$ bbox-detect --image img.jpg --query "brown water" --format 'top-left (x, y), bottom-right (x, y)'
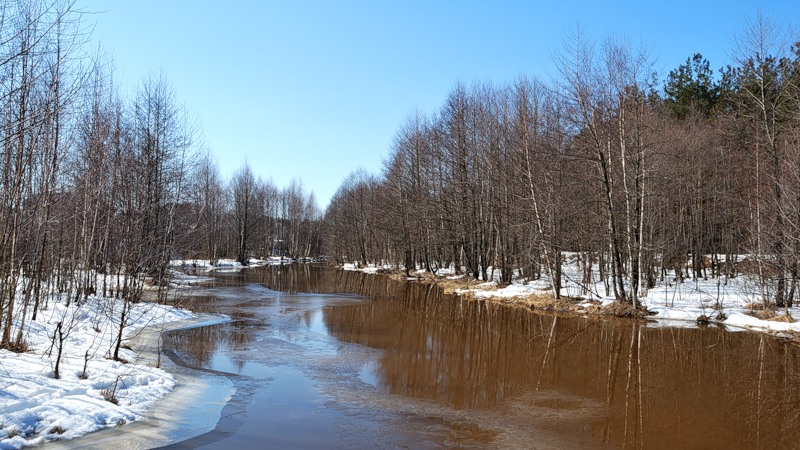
top-left (163, 265), bottom-right (800, 449)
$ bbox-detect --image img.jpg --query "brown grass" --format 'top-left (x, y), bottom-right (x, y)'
top-left (381, 267), bottom-right (514, 286)
top-left (432, 276), bottom-right (494, 295)
top-left (363, 268), bottom-right (651, 319)
top-left (744, 302), bottom-right (772, 311)
top-left (386, 270), bottom-right (435, 282)
top-left (768, 312), bottom-right (795, 323)
top-left (505, 293), bottom-right (577, 312)
top-left (0, 339), bottom-right (30, 353)
top-left (383, 271), bottom-right (496, 296)
top-left (601, 301), bottom-right (652, 318)
top-left (749, 309), bottom-right (776, 320)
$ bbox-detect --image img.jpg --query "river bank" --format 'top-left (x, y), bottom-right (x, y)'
top-left (11, 260), bottom-right (798, 448)
top-left (40, 314), bottom-right (234, 450)
top-left (341, 262), bottom-right (800, 340)
top-left (167, 264), bottom-right (800, 449)
top-left (0, 290), bottom-right (231, 449)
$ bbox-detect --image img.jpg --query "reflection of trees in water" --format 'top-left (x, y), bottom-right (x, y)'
top-left (244, 264), bottom-right (406, 296)
top-left (244, 264), bottom-right (323, 294)
top-left (167, 322), bottom-right (254, 372)
top-left (299, 268), bottom-right (800, 449)
top-left (180, 294), bottom-right (219, 314)
top-left (190, 265), bottom-right (800, 448)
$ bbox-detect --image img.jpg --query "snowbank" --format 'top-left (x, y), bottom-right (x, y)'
top-left (169, 258), bottom-right (272, 274)
top-left (342, 260), bottom-right (800, 338)
top-left (0, 295), bottom-right (195, 449)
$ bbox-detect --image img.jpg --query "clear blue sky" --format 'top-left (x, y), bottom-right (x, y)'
top-left (80, 0), bottom-right (798, 209)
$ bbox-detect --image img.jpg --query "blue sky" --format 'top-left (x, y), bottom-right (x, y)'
top-left (81, 0), bottom-right (798, 208)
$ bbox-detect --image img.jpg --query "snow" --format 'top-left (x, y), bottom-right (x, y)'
top-left (5, 256), bottom-right (794, 448)
top-left (168, 269), bottom-right (216, 286)
top-left (341, 262), bottom-right (400, 274)
top-left (341, 256), bottom-right (800, 338)
top-left (169, 257), bottom-right (294, 274)
top-left (169, 258), bottom-right (251, 273)
top-left (0, 293), bottom-right (196, 449)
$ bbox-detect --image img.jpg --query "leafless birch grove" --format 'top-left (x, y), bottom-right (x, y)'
top-left (322, 19), bottom-right (800, 309)
top-left (0, 1), bottom-right (322, 352)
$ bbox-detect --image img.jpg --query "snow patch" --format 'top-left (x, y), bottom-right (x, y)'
top-left (0, 294), bottom-right (195, 448)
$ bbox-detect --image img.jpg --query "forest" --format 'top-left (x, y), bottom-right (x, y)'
top-left (0, 1), bottom-right (321, 350)
top-left (2, 0), bottom-right (800, 353)
top-left (322, 18), bottom-right (800, 310)
top-left (4, 2), bottom-right (800, 447)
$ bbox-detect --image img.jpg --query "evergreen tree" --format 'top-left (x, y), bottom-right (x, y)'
top-left (664, 53), bottom-right (720, 118)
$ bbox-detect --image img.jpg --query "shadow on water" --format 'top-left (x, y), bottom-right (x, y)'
top-left (167, 265), bottom-right (800, 449)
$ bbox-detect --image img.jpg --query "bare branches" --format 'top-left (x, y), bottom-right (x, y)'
top-left (320, 15), bottom-right (800, 309)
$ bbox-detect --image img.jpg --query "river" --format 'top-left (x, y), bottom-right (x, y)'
top-left (160, 265), bottom-right (800, 449)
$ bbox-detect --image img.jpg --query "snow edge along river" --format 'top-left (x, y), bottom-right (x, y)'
top-left (0, 294), bottom-right (233, 450)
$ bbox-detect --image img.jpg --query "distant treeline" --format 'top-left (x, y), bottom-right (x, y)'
top-left (0, 1), bottom-right (320, 349)
top-left (321, 17), bottom-right (800, 308)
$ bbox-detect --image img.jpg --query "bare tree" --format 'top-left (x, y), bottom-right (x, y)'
top-left (230, 162), bottom-right (257, 265)
top-left (732, 13), bottom-right (797, 307)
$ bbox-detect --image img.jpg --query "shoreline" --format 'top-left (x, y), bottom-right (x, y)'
top-left (40, 263), bottom-right (799, 448)
top-left (38, 263), bottom-right (800, 449)
top-left (41, 313), bottom-right (234, 450)
top-left (346, 266), bottom-right (800, 343)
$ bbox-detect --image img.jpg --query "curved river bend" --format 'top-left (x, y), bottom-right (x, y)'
top-left (161, 265), bottom-right (800, 449)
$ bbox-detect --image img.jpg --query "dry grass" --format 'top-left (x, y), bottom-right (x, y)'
top-left (601, 301), bottom-right (652, 318)
top-left (768, 312), bottom-right (796, 323)
top-left (386, 270), bottom-right (434, 282)
top-left (0, 339), bottom-right (30, 353)
top-left (743, 302), bottom-right (797, 324)
top-left (744, 302), bottom-right (773, 311)
top-left (503, 293), bottom-right (577, 312)
top-left (365, 268), bottom-right (651, 319)
top-left (383, 271), bottom-right (494, 296)
top-left (749, 309), bottom-right (776, 320)
top-left (432, 276), bottom-right (493, 295)
top-left (101, 388), bottom-right (118, 405)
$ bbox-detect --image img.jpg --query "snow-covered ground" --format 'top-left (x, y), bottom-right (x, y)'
top-left (169, 257), bottom-right (297, 274)
top-left (5, 257), bottom-right (787, 448)
top-left (343, 257), bottom-right (800, 337)
top-left (169, 258), bottom-right (263, 273)
top-left (0, 293), bottom-right (197, 449)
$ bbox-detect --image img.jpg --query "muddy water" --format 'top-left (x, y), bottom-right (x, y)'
top-left (164, 266), bottom-right (800, 449)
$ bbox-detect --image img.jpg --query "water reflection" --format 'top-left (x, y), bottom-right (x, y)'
top-left (167, 322), bottom-right (256, 373)
top-left (325, 290), bottom-right (800, 448)
top-left (250, 266), bottom-right (800, 449)
top-left (172, 265), bottom-right (800, 449)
